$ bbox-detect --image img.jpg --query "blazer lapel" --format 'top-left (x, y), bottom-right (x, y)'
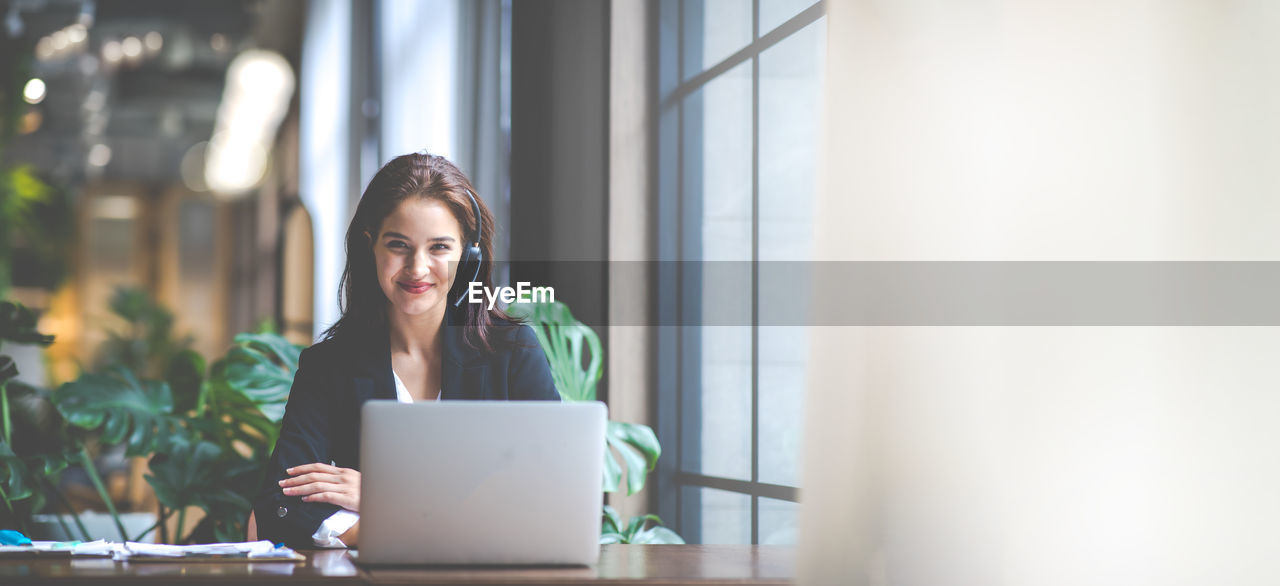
top-left (440, 311), bottom-right (484, 400)
top-left (350, 324), bottom-right (397, 403)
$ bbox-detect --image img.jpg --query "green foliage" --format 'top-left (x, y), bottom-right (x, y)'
top-left (509, 301), bottom-right (658, 494)
top-left (606, 421), bottom-right (660, 496)
top-left (0, 440), bottom-right (33, 504)
top-left (0, 166), bottom-right (73, 295)
top-left (96, 288), bottom-right (193, 379)
top-left (55, 366), bottom-right (178, 457)
top-left (600, 505), bottom-right (685, 544)
top-left (144, 430), bottom-right (256, 543)
top-left (508, 300), bottom-right (682, 543)
top-left (507, 301), bottom-right (601, 402)
top-left (0, 288), bottom-right (300, 543)
top-left (210, 333), bottom-right (300, 425)
top-left (0, 301), bottom-right (62, 524)
top-left (0, 301), bottom-right (55, 350)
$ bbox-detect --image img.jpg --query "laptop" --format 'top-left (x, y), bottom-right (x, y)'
top-left (356, 401), bottom-right (607, 566)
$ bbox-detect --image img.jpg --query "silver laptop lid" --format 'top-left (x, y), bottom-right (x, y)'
top-left (358, 401), bottom-right (606, 565)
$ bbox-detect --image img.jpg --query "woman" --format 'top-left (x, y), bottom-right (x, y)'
top-left (252, 153), bottom-right (560, 549)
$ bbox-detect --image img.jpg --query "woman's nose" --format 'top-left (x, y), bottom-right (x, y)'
top-left (407, 249), bottom-right (433, 273)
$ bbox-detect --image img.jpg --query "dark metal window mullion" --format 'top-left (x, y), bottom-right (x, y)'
top-left (675, 472), bottom-right (799, 502)
top-left (661, 1), bottom-right (825, 109)
top-left (654, 0), bottom-right (684, 536)
top-left (677, 0), bottom-right (707, 545)
top-left (750, 0), bottom-right (761, 547)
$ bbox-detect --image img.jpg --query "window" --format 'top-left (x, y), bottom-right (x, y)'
top-left (656, 0), bottom-right (825, 544)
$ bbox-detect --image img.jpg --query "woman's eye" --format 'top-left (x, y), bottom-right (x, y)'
top-left (431, 243), bottom-right (451, 251)
top-left (387, 241), bottom-right (408, 249)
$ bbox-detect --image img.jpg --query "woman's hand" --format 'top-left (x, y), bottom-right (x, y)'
top-left (279, 463), bottom-right (362, 512)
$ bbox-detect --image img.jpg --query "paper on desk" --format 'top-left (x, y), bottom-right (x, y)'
top-left (0, 539), bottom-right (117, 557)
top-left (71, 540), bottom-right (118, 556)
top-left (114, 540), bottom-right (301, 561)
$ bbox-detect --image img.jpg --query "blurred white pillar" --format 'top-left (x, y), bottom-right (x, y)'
top-left (379, 0), bottom-right (460, 164)
top-left (300, 0), bottom-right (352, 340)
top-left (801, 2), bottom-right (1280, 585)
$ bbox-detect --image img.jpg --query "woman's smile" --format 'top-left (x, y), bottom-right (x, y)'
top-left (397, 280), bottom-right (434, 295)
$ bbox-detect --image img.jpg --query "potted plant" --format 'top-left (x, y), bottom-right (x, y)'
top-left (0, 290), bottom-right (297, 544)
top-left (52, 288), bottom-right (297, 543)
top-left (507, 301), bottom-right (683, 544)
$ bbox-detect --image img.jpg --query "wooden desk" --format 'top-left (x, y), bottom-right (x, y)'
top-left (0, 545), bottom-right (793, 585)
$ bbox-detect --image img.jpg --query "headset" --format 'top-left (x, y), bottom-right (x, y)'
top-left (451, 189), bottom-right (484, 308)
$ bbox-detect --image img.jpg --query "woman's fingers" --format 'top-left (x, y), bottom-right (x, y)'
top-left (303, 491), bottom-right (359, 511)
top-left (279, 462), bottom-right (361, 512)
top-left (279, 472), bottom-right (343, 488)
top-left (286, 463), bottom-right (342, 476)
top-left (282, 481), bottom-right (345, 497)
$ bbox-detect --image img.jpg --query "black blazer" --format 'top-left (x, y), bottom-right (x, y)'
top-left (252, 317), bottom-right (560, 548)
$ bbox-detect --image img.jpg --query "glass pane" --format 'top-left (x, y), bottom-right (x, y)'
top-left (758, 327), bottom-right (807, 486)
top-left (686, 486), bottom-right (751, 544)
top-left (685, 60), bottom-right (753, 482)
top-left (698, 326), bottom-right (752, 480)
top-left (683, 0), bottom-right (753, 81)
top-left (759, 17), bottom-right (823, 262)
top-left (759, 0), bottom-right (817, 36)
top-left (696, 60), bottom-right (752, 263)
top-left (757, 18), bottom-right (824, 488)
top-left (759, 497), bottom-right (799, 544)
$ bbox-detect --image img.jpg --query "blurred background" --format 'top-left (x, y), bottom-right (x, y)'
top-left (8, 0), bottom-right (1280, 581)
top-left (0, 0), bottom-right (824, 547)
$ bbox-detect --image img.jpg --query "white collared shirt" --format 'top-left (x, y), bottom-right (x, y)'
top-left (310, 371), bottom-right (440, 548)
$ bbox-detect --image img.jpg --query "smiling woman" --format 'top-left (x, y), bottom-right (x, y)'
top-left (252, 153), bottom-right (560, 549)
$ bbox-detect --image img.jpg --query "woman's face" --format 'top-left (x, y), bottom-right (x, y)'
top-left (371, 198), bottom-right (464, 319)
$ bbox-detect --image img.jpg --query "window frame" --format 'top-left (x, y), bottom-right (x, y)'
top-left (655, 0), bottom-right (824, 544)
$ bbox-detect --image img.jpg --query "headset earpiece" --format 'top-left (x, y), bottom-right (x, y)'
top-left (452, 190), bottom-right (484, 308)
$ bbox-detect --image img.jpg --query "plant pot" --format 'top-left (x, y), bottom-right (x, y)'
top-left (29, 511), bottom-right (157, 542)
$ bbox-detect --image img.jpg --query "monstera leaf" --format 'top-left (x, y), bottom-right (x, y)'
top-left (507, 302), bottom-right (602, 402)
top-left (510, 301), bottom-right (661, 495)
top-left (207, 333), bottom-right (299, 423)
top-left (54, 366), bottom-right (177, 456)
top-left (0, 380), bottom-right (75, 517)
top-left (0, 356), bottom-right (15, 387)
top-left (0, 440), bottom-right (33, 506)
top-left (0, 301), bottom-right (55, 348)
top-left (165, 349), bottom-right (205, 415)
top-left (145, 432), bottom-right (250, 514)
top-left (606, 421), bottom-right (661, 496)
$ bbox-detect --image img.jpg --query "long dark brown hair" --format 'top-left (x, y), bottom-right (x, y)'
top-left (320, 152), bottom-right (514, 351)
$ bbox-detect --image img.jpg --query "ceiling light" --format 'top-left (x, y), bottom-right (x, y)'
top-left (87, 143), bottom-right (112, 167)
top-left (210, 33), bottom-right (226, 52)
top-left (102, 40), bottom-right (121, 62)
top-left (67, 24), bottom-right (87, 44)
top-left (35, 38), bottom-right (54, 60)
top-left (23, 78), bottom-right (46, 104)
top-left (51, 30), bottom-right (68, 50)
top-left (145, 31), bottom-right (162, 52)
top-left (205, 49), bottom-right (295, 197)
top-left (121, 36), bottom-right (142, 58)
